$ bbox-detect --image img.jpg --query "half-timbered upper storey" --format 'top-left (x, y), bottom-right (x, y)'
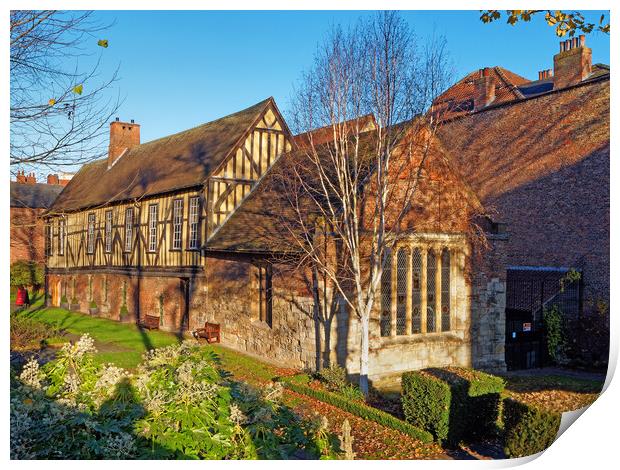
top-left (46, 98), bottom-right (293, 271)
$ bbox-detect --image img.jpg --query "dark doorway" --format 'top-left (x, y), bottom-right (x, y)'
top-left (180, 278), bottom-right (190, 331)
top-left (505, 267), bottom-right (582, 370)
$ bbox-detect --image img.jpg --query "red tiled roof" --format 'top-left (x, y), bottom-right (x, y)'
top-left (432, 66), bottom-right (530, 119)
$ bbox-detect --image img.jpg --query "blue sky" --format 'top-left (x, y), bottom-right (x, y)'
top-left (87, 10), bottom-right (610, 144)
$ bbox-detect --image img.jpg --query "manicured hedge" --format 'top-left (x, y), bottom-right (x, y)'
top-left (503, 398), bottom-right (561, 458)
top-left (401, 368), bottom-right (505, 445)
top-left (401, 371), bottom-right (451, 442)
top-left (280, 376), bottom-right (433, 443)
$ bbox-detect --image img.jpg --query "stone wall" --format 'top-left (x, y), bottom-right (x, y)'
top-left (200, 257), bottom-right (318, 370)
top-left (47, 232), bottom-right (507, 377)
top-left (470, 234), bottom-right (508, 372)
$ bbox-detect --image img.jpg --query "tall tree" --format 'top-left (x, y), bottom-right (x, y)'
top-left (278, 12), bottom-right (452, 394)
top-left (10, 10), bottom-right (119, 171)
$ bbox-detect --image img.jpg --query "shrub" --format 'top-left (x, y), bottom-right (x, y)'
top-left (401, 368), bottom-right (505, 445)
top-left (543, 305), bottom-right (565, 363)
top-left (60, 295), bottom-right (68, 304)
top-left (10, 261), bottom-right (44, 289)
top-left (281, 376), bottom-right (433, 443)
top-left (317, 365), bottom-right (346, 392)
top-left (89, 301), bottom-right (98, 309)
top-left (11, 337), bottom-right (340, 459)
top-left (401, 371), bottom-right (451, 442)
top-left (10, 313), bottom-right (58, 349)
top-left (503, 398), bottom-right (561, 458)
top-left (339, 383), bottom-right (365, 402)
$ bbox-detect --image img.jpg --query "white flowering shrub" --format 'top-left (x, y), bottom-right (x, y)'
top-left (10, 335), bottom-right (340, 460)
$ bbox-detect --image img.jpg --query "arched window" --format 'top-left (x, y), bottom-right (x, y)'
top-left (396, 248), bottom-right (408, 335)
top-left (426, 249), bottom-right (436, 332)
top-left (380, 250), bottom-right (392, 337)
top-left (441, 248), bottom-right (451, 331)
top-left (411, 248), bottom-right (422, 333)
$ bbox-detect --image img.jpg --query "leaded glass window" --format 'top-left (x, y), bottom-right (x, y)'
top-left (87, 213), bottom-right (95, 254)
top-left (380, 250), bottom-right (392, 337)
top-left (124, 207), bottom-right (133, 252)
top-left (412, 248), bottom-right (422, 333)
top-left (396, 248), bottom-right (408, 335)
top-left (426, 249), bottom-right (436, 332)
top-left (441, 248), bottom-right (451, 331)
top-left (104, 210), bottom-right (113, 253)
top-left (172, 199), bottom-right (183, 250)
top-left (148, 204), bottom-right (158, 252)
top-left (188, 197), bottom-right (200, 249)
top-left (58, 219), bottom-right (65, 256)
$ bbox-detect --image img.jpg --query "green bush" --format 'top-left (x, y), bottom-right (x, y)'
top-left (10, 261), bottom-right (44, 288)
top-left (401, 368), bottom-right (505, 445)
top-left (317, 365), bottom-right (347, 392)
top-left (10, 313), bottom-right (59, 349)
top-left (11, 338), bottom-right (341, 459)
top-left (503, 398), bottom-right (561, 458)
top-left (401, 371), bottom-right (451, 442)
top-left (60, 295), bottom-right (68, 304)
top-left (89, 301), bottom-right (98, 309)
top-left (281, 376), bottom-right (433, 443)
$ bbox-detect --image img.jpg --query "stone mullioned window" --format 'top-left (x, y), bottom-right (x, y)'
top-left (380, 235), bottom-right (464, 338)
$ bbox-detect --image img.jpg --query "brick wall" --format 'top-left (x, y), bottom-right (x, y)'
top-left (10, 207), bottom-right (46, 264)
top-left (439, 79), bottom-right (610, 306)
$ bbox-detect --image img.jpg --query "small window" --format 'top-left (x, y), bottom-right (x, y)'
top-left (380, 250), bottom-right (392, 337)
top-left (441, 249), bottom-right (451, 331)
top-left (124, 207), bottom-right (133, 252)
top-left (87, 213), bottom-right (95, 254)
top-left (172, 199), bottom-right (183, 250)
top-left (46, 222), bottom-right (54, 256)
top-left (426, 250), bottom-right (436, 332)
top-left (58, 219), bottom-right (65, 256)
top-left (396, 248), bottom-right (408, 335)
top-left (188, 196), bottom-right (200, 250)
top-left (256, 265), bottom-right (272, 327)
top-left (411, 248), bottom-right (422, 333)
top-left (148, 204), bottom-right (158, 253)
top-left (104, 210), bottom-right (113, 253)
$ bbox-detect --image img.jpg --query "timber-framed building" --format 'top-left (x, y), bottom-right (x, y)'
top-left (45, 37), bottom-right (609, 378)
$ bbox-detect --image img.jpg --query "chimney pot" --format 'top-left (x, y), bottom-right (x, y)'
top-left (115, 117), bottom-right (119, 122)
top-left (130, 119), bottom-right (134, 123)
top-left (579, 34), bottom-right (585, 47)
top-left (108, 119), bottom-right (141, 169)
top-left (554, 36), bottom-right (592, 89)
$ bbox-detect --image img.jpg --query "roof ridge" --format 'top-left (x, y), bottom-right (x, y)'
top-left (133, 97), bottom-right (273, 150)
top-left (439, 73), bottom-right (609, 125)
top-left (494, 66), bottom-right (526, 99)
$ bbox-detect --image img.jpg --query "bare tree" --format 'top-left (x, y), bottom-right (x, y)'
top-left (10, 10), bottom-right (120, 172)
top-left (275, 12), bottom-right (453, 394)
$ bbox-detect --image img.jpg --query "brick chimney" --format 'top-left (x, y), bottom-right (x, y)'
top-left (473, 67), bottom-right (496, 110)
top-left (537, 69), bottom-right (553, 80)
top-left (47, 174), bottom-right (60, 185)
top-left (25, 172), bottom-right (37, 184)
top-left (553, 35), bottom-right (591, 89)
top-left (15, 170), bottom-right (26, 184)
top-left (108, 117), bottom-right (140, 169)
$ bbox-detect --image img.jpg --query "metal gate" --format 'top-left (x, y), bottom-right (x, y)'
top-left (505, 267), bottom-right (582, 370)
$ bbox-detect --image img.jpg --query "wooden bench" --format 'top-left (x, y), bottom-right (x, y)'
top-left (140, 315), bottom-right (160, 330)
top-left (194, 322), bottom-right (220, 343)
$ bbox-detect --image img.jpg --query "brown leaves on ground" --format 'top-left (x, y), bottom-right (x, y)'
top-left (283, 388), bottom-right (448, 460)
top-left (503, 374), bottom-right (603, 413)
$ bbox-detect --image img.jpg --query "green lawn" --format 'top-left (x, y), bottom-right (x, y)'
top-left (16, 306), bottom-right (180, 368)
